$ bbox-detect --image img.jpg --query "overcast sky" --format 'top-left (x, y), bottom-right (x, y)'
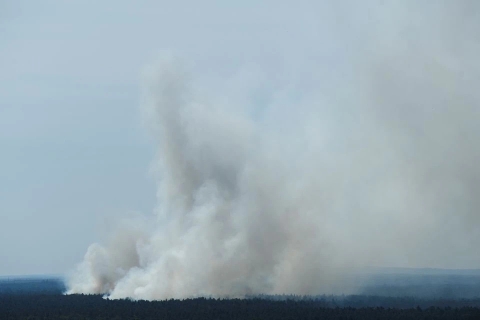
top-left (0, 0), bottom-right (343, 276)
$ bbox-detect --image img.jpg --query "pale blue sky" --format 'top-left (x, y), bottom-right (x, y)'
top-left (0, 0), bottom-right (343, 276)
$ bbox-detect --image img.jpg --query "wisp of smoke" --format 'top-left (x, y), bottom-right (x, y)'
top-left (67, 1), bottom-right (480, 300)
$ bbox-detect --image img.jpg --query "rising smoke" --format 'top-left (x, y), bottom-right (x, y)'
top-left (67, 1), bottom-right (480, 300)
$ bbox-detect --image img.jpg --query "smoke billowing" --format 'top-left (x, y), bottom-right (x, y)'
top-left (67, 1), bottom-right (480, 300)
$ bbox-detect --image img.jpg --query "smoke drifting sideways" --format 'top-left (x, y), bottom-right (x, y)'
top-left (67, 1), bottom-right (480, 300)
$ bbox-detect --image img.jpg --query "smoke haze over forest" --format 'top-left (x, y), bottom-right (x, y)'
top-left (2, 0), bottom-right (479, 301)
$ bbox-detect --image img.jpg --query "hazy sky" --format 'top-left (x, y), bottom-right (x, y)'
top-left (0, 0), bottom-right (337, 276)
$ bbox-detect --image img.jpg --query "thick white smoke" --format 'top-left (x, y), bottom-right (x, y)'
top-left (67, 1), bottom-right (480, 300)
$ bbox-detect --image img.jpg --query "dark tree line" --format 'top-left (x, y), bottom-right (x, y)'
top-left (2, 294), bottom-right (480, 320)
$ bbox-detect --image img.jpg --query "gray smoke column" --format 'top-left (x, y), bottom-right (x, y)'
top-left (67, 1), bottom-right (480, 300)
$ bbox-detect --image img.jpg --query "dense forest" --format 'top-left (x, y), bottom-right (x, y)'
top-left (2, 294), bottom-right (480, 320)
top-left (2, 276), bottom-right (480, 319)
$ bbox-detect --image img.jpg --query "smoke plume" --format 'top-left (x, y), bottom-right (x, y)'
top-left (67, 1), bottom-right (480, 300)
